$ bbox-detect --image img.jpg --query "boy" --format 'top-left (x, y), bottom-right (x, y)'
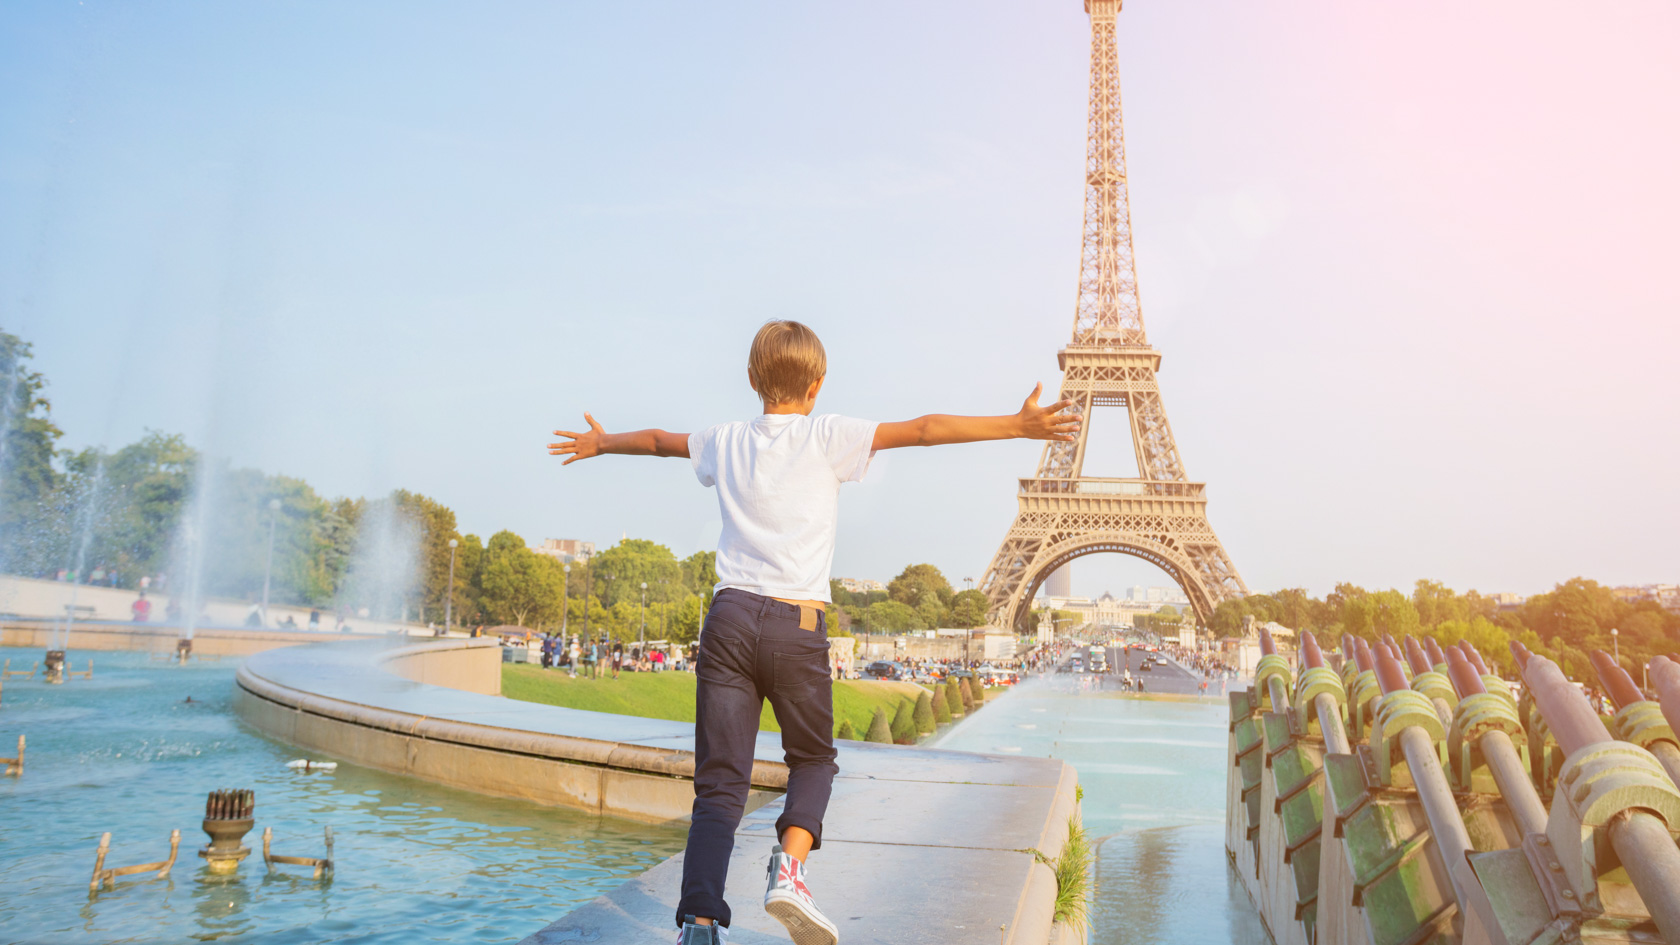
top-left (549, 320), bottom-right (1077, 945)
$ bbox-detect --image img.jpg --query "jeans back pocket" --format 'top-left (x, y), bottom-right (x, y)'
top-left (772, 649), bottom-right (831, 704)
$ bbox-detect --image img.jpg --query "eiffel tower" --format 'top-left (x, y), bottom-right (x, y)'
top-left (980, 0), bottom-right (1246, 631)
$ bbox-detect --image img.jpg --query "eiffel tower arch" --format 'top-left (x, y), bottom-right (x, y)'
top-left (980, 0), bottom-right (1246, 632)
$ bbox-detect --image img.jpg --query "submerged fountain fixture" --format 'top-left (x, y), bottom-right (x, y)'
top-left (89, 829), bottom-right (181, 893)
top-left (42, 649), bottom-right (65, 683)
top-left (199, 789), bottom-right (255, 872)
top-left (262, 825), bottom-right (334, 879)
top-left (176, 638), bottom-right (193, 662)
top-left (2, 735), bottom-right (22, 775)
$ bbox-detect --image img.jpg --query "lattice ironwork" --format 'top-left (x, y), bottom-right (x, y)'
top-left (980, 0), bottom-right (1245, 630)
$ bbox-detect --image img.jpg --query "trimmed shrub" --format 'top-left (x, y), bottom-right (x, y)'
top-left (890, 699), bottom-right (917, 744)
top-left (970, 679), bottom-right (985, 707)
top-left (945, 679), bottom-right (964, 718)
top-left (959, 677), bottom-right (975, 713)
top-left (934, 690), bottom-right (952, 724)
top-left (864, 706), bottom-right (893, 743)
top-left (913, 692), bottom-right (937, 734)
top-left (836, 719), bottom-right (858, 740)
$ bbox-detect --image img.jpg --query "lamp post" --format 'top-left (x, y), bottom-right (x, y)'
top-left (445, 538), bottom-right (458, 635)
top-left (583, 564), bottom-right (592, 641)
top-left (639, 581), bottom-right (648, 650)
top-left (261, 498), bottom-right (281, 627)
top-left (1611, 627), bottom-right (1619, 665)
top-left (660, 578), bottom-right (668, 641)
top-left (561, 563), bottom-right (570, 636)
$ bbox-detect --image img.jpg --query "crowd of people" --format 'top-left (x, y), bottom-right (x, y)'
top-left (527, 632), bottom-right (698, 679)
top-left (860, 654), bottom-right (1029, 687)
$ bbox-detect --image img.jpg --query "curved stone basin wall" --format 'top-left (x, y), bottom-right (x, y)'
top-left (234, 637), bottom-right (1083, 945)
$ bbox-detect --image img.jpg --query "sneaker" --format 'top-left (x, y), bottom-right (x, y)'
top-left (675, 917), bottom-right (727, 945)
top-left (763, 845), bottom-right (839, 945)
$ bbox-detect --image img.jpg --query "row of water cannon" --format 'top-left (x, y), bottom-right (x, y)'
top-left (1227, 625), bottom-right (1680, 945)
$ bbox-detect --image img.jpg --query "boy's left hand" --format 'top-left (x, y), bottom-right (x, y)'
top-left (1016, 383), bottom-right (1081, 441)
top-left (549, 413), bottom-right (605, 465)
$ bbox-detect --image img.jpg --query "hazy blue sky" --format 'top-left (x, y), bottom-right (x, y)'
top-left (3, 1), bottom-right (1677, 600)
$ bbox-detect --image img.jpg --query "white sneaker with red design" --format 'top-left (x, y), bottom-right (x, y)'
top-left (763, 845), bottom-right (839, 945)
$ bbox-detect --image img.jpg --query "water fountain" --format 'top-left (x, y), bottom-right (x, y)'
top-left (341, 496), bottom-right (421, 626)
top-left (47, 456), bottom-right (111, 679)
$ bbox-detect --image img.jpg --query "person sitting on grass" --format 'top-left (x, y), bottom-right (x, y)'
top-left (549, 319), bottom-right (1077, 945)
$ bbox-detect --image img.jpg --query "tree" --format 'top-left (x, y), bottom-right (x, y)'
top-left (591, 539), bottom-right (683, 609)
top-left (934, 689), bottom-right (952, 724)
top-left (951, 589), bottom-right (989, 629)
top-left (479, 530), bottom-right (565, 629)
top-left (448, 533), bottom-right (487, 627)
top-left (864, 707), bottom-right (893, 743)
top-left (682, 550), bottom-right (718, 599)
top-left (959, 677), bottom-right (975, 713)
top-left (824, 607), bottom-right (851, 637)
top-left (913, 692), bottom-right (937, 734)
top-left (944, 678), bottom-right (964, 718)
top-left (888, 563), bottom-right (953, 608)
top-left (863, 600), bottom-right (921, 633)
top-left (890, 699), bottom-right (917, 744)
top-left (889, 562), bottom-right (955, 626)
top-left (1413, 579), bottom-right (1468, 627)
top-left (1370, 589), bottom-right (1421, 639)
top-left (836, 719), bottom-right (858, 740)
top-left (0, 331), bottom-right (63, 542)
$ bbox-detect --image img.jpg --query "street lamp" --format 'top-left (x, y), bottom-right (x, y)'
top-left (445, 538), bottom-right (458, 635)
top-left (640, 581), bottom-right (647, 650)
top-left (583, 564), bottom-right (592, 640)
top-left (261, 498), bottom-right (281, 627)
top-left (1611, 627), bottom-right (1619, 665)
top-left (561, 563), bottom-right (570, 636)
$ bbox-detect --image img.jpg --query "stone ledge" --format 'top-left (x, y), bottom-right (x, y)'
top-left (233, 637), bottom-right (1083, 944)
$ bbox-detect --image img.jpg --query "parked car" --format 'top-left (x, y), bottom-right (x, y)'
top-left (864, 661), bottom-right (906, 680)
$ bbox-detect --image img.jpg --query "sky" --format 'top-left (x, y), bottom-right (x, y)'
top-left (2, 0), bottom-right (1677, 601)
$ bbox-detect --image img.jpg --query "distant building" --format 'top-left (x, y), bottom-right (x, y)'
top-left (1490, 593), bottom-right (1525, 612)
top-left (836, 577), bottom-right (886, 595)
top-left (1044, 565), bottom-right (1072, 599)
top-left (1612, 583), bottom-right (1680, 613)
top-left (531, 538), bottom-right (595, 564)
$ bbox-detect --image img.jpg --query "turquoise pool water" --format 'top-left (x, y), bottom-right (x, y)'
top-left (933, 672), bottom-right (1269, 945)
top-left (0, 647), bottom-right (685, 944)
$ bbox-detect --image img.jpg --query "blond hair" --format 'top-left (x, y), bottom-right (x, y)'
top-left (747, 320), bottom-right (827, 405)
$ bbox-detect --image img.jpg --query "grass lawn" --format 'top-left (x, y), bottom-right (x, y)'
top-left (502, 664), bottom-right (927, 738)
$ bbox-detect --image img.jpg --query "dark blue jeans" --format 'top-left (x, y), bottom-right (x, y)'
top-left (675, 588), bottom-right (838, 928)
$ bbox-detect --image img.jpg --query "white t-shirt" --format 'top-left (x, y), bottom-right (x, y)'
top-left (689, 413), bottom-right (879, 603)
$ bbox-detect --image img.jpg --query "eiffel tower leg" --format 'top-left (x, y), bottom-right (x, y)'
top-left (981, 507), bottom-right (1247, 631)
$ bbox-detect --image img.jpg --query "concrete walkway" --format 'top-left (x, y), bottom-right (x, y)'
top-left (234, 638), bottom-right (1084, 945)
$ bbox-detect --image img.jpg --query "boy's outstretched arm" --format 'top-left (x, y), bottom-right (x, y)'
top-left (548, 413), bottom-right (689, 465)
top-left (872, 383), bottom-right (1080, 450)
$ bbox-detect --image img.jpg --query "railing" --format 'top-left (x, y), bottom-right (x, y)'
top-left (1017, 478), bottom-right (1205, 497)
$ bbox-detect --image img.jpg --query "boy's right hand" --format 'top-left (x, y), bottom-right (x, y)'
top-left (549, 413), bottom-right (606, 465)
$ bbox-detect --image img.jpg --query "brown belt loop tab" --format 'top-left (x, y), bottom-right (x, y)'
top-left (800, 606), bottom-right (819, 632)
